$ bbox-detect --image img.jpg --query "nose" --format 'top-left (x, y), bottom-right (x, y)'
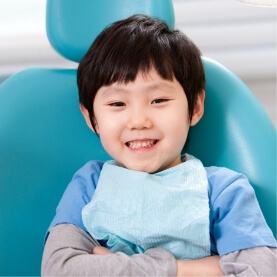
top-left (127, 109), bottom-right (153, 130)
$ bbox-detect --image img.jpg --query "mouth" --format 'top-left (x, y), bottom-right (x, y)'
top-left (125, 139), bottom-right (158, 150)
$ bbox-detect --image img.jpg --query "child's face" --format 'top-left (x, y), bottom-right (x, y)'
top-left (82, 68), bottom-right (204, 173)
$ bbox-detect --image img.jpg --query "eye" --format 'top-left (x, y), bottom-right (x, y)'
top-left (108, 102), bottom-right (126, 107)
top-left (151, 98), bottom-right (170, 104)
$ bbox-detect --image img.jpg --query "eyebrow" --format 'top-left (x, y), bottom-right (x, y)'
top-left (99, 80), bottom-right (177, 98)
top-left (99, 86), bottom-right (128, 99)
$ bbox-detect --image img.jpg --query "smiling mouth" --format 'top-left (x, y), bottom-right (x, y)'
top-left (126, 139), bottom-right (158, 149)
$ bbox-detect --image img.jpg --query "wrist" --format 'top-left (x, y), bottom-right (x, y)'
top-left (176, 256), bottom-right (224, 277)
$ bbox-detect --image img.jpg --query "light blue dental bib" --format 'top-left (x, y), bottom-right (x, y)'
top-left (82, 155), bottom-right (210, 259)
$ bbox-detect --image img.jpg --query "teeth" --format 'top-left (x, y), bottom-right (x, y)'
top-left (127, 140), bottom-right (156, 149)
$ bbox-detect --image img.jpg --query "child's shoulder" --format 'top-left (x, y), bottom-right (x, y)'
top-left (205, 165), bottom-right (246, 180)
top-left (67, 160), bottom-right (105, 194)
top-left (72, 160), bottom-right (105, 179)
top-left (204, 166), bottom-right (254, 203)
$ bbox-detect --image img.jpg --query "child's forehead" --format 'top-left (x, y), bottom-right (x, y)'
top-left (103, 72), bottom-right (176, 91)
top-left (109, 68), bottom-right (175, 87)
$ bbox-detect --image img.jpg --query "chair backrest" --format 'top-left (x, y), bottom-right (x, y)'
top-left (185, 57), bottom-right (276, 237)
top-left (0, 0), bottom-right (275, 276)
top-left (0, 0), bottom-right (174, 276)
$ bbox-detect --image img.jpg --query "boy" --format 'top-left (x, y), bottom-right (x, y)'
top-left (42, 15), bottom-right (276, 276)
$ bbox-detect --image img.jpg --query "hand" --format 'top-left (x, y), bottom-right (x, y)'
top-left (177, 255), bottom-right (224, 277)
top-left (92, 245), bottom-right (113, 255)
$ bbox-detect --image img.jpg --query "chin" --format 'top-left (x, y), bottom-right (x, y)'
top-left (126, 163), bottom-right (158, 173)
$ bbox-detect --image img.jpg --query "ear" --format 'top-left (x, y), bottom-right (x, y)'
top-left (80, 104), bottom-right (98, 133)
top-left (190, 90), bottom-right (205, 127)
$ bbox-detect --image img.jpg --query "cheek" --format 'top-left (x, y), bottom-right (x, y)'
top-left (162, 110), bottom-right (190, 146)
top-left (170, 123), bottom-right (189, 148)
top-left (162, 105), bottom-right (190, 132)
top-left (95, 112), bottom-right (120, 133)
top-left (98, 131), bottom-right (118, 159)
top-left (96, 117), bottom-right (123, 153)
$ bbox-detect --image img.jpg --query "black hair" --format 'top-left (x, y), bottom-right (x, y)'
top-left (78, 14), bottom-right (205, 132)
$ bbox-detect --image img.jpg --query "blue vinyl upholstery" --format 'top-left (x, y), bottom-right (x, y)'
top-left (0, 0), bottom-right (275, 276)
top-left (46, 0), bottom-right (175, 62)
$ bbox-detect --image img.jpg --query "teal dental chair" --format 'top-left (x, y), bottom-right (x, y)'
top-left (0, 0), bottom-right (276, 276)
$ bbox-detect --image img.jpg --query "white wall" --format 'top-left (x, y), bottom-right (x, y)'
top-left (173, 0), bottom-right (276, 126)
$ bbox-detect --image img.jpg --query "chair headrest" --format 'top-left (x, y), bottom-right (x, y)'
top-left (46, 0), bottom-right (175, 63)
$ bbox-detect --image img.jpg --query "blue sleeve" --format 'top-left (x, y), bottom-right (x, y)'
top-left (207, 167), bottom-right (277, 257)
top-left (48, 161), bottom-right (104, 232)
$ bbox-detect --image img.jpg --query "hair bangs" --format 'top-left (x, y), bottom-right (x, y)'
top-left (98, 40), bottom-right (175, 88)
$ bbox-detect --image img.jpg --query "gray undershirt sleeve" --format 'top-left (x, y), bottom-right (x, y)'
top-left (220, 246), bottom-right (277, 277)
top-left (41, 224), bottom-right (177, 276)
top-left (42, 223), bottom-right (277, 277)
